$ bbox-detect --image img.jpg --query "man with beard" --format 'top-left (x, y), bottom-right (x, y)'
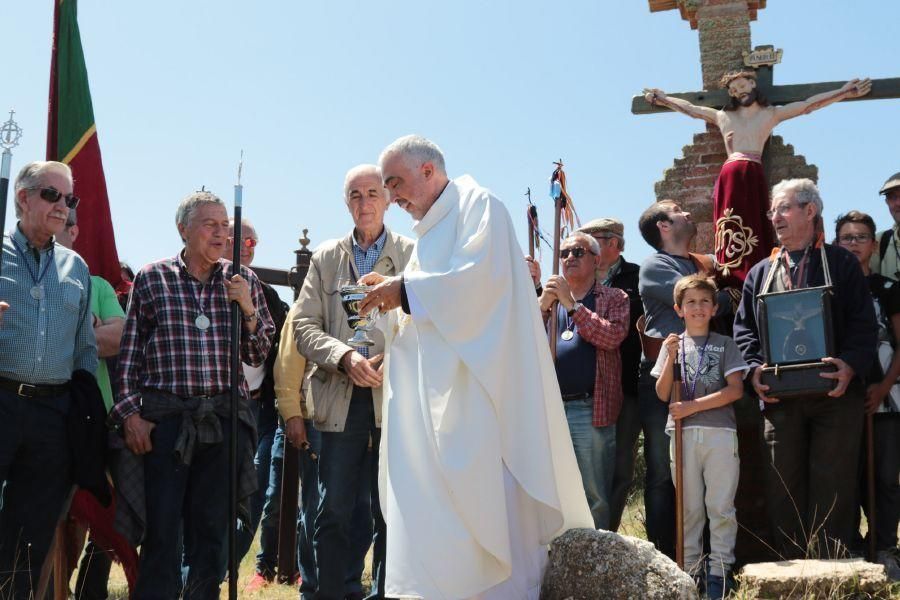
top-left (645, 71), bottom-right (871, 284)
top-left (637, 200), bottom-right (733, 559)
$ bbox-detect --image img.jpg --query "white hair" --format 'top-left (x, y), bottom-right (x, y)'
top-left (378, 135), bottom-right (446, 175)
top-left (13, 161), bottom-right (72, 218)
top-left (228, 217), bottom-right (257, 238)
top-left (175, 190), bottom-right (224, 242)
top-left (343, 164), bottom-right (385, 200)
top-left (564, 231), bottom-right (601, 256)
top-left (771, 178), bottom-right (823, 217)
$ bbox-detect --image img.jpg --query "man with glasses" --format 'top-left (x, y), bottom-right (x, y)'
top-left (734, 179), bottom-right (876, 557)
top-left (224, 219), bottom-right (290, 591)
top-left (0, 161), bottom-right (97, 598)
top-left (870, 172), bottom-right (900, 281)
top-left (576, 218), bottom-right (644, 533)
top-left (293, 164), bottom-right (413, 599)
top-left (636, 200), bottom-right (733, 558)
top-left (539, 232), bottom-right (629, 530)
top-left (111, 190), bottom-right (275, 599)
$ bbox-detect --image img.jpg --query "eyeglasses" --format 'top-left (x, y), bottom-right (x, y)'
top-left (765, 201), bottom-right (809, 220)
top-left (837, 233), bottom-right (873, 245)
top-left (560, 247), bottom-right (592, 259)
top-left (229, 237), bottom-right (258, 248)
top-left (28, 187), bottom-right (80, 209)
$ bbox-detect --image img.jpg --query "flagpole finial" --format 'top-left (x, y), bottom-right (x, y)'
top-left (0, 110), bottom-right (22, 153)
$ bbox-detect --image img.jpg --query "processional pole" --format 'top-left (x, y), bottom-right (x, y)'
top-left (672, 357), bottom-right (685, 570)
top-left (0, 110), bottom-right (23, 277)
top-left (228, 151), bottom-right (244, 600)
top-left (526, 188), bottom-right (538, 259)
top-left (548, 160), bottom-right (580, 361)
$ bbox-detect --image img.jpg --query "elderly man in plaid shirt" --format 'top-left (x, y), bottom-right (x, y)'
top-left (110, 190), bottom-right (275, 600)
top-left (540, 231), bottom-right (630, 530)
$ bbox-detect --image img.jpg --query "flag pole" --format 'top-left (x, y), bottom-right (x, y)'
top-left (0, 110), bottom-right (22, 277)
top-left (228, 151), bottom-right (244, 599)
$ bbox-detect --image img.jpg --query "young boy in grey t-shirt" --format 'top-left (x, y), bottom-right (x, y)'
top-left (651, 274), bottom-right (748, 600)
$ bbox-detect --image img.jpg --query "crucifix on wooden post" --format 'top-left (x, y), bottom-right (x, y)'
top-left (633, 45), bottom-right (900, 284)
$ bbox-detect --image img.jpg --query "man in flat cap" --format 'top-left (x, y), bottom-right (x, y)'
top-left (577, 218), bottom-right (644, 533)
top-left (871, 172), bottom-right (900, 281)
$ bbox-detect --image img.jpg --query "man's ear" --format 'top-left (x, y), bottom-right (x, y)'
top-left (69, 224), bottom-right (80, 244)
top-left (421, 161), bottom-right (434, 180)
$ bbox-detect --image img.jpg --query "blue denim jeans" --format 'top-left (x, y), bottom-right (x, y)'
top-left (253, 422), bottom-right (285, 578)
top-left (0, 390), bottom-right (72, 599)
top-left (563, 398), bottom-right (617, 530)
top-left (135, 414), bottom-right (247, 600)
top-left (638, 360), bottom-right (676, 558)
top-left (312, 388), bottom-right (384, 600)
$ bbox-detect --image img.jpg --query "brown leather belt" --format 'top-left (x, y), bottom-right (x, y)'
top-left (0, 376), bottom-right (69, 398)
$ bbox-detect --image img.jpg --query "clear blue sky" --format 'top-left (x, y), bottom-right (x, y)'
top-left (6, 1), bottom-right (900, 297)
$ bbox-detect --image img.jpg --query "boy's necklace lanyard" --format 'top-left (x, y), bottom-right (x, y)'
top-left (680, 333), bottom-right (710, 401)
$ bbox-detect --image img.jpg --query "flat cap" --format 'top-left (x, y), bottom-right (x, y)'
top-left (880, 172), bottom-right (900, 195)
top-left (578, 217), bottom-right (624, 238)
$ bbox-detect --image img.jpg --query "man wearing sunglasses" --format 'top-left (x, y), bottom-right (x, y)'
top-left (870, 171), bottom-right (900, 282)
top-left (0, 161), bottom-right (97, 598)
top-left (539, 232), bottom-right (630, 531)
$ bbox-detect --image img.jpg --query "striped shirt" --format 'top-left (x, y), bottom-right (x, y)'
top-left (111, 252), bottom-right (275, 423)
top-left (351, 228), bottom-right (386, 358)
top-left (0, 226), bottom-right (97, 384)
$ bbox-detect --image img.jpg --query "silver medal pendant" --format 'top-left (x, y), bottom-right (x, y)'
top-left (30, 285), bottom-right (43, 300)
top-left (561, 329), bottom-right (575, 341)
top-left (195, 314), bottom-right (211, 331)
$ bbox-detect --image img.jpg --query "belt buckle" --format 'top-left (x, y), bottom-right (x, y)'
top-left (17, 383), bottom-right (37, 397)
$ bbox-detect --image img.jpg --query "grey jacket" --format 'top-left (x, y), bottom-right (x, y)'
top-left (293, 228), bottom-right (414, 432)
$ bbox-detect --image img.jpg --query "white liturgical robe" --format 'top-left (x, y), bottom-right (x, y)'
top-left (379, 175), bottom-right (594, 599)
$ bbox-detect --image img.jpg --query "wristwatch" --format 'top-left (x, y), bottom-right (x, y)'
top-left (567, 302), bottom-right (582, 317)
top-left (242, 309), bottom-right (258, 322)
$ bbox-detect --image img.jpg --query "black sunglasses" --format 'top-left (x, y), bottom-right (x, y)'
top-left (560, 247), bottom-right (592, 259)
top-left (29, 187), bottom-right (80, 209)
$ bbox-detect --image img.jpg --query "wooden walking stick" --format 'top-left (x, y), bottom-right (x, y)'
top-left (527, 191), bottom-right (538, 260)
top-left (672, 356), bottom-right (685, 570)
top-left (866, 411), bottom-right (877, 562)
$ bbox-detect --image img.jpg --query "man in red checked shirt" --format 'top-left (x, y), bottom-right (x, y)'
top-left (539, 231), bottom-right (630, 530)
top-left (110, 190), bottom-right (275, 600)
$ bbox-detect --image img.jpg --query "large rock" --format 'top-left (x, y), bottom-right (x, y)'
top-left (540, 528), bottom-right (698, 600)
top-left (738, 559), bottom-right (889, 598)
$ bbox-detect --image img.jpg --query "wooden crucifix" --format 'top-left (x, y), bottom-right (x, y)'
top-left (632, 45), bottom-right (900, 285)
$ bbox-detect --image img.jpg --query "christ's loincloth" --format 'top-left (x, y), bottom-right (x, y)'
top-left (713, 153), bottom-right (774, 286)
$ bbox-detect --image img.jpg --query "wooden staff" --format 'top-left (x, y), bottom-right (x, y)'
top-left (548, 162), bottom-right (566, 361)
top-left (527, 199), bottom-right (538, 259)
top-left (866, 412), bottom-right (876, 562)
top-left (672, 357), bottom-right (685, 570)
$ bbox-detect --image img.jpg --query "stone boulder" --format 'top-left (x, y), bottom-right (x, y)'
top-left (738, 558), bottom-right (889, 599)
top-left (540, 528), bottom-right (698, 600)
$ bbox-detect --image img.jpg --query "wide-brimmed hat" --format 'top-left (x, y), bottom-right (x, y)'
top-left (880, 172), bottom-right (900, 195)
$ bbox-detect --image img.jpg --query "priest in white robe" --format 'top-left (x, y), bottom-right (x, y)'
top-left (359, 135), bottom-right (594, 600)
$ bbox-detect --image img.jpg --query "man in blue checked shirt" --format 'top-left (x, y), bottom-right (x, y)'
top-left (0, 160), bottom-right (97, 599)
top-left (293, 164), bottom-right (413, 600)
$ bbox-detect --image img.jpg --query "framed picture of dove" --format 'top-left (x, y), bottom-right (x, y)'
top-left (757, 286), bottom-right (837, 398)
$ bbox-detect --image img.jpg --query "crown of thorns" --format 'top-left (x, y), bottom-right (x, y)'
top-left (719, 70), bottom-right (757, 89)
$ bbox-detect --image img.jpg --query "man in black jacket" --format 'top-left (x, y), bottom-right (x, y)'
top-left (577, 218), bottom-right (644, 532)
top-left (734, 179), bottom-right (877, 558)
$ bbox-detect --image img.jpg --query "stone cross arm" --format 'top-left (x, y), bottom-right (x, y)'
top-left (632, 77), bottom-right (900, 115)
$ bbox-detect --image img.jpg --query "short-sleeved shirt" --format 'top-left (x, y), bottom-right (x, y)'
top-left (91, 275), bottom-right (126, 411)
top-left (651, 331), bottom-right (748, 431)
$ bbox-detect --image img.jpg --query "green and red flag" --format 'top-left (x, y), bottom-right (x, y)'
top-left (47, 0), bottom-right (121, 287)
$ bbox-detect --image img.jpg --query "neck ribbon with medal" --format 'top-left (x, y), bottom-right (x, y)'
top-left (680, 333), bottom-right (710, 401)
top-left (11, 236), bottom-right (54, 300)
top-left (188, 274), bottom-right (212, 331)
top-left (560, 285), bottom-right (593, 342)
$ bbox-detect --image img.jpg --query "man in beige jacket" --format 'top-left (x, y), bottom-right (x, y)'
top-left (293, 164), bottom-right (414, 600)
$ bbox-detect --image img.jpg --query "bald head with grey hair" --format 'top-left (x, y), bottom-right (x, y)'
top-left (564, 231), bottom-right (601, 256)
top-left (13, 161), bottom-right (73, 218)
top-left (770, 178), bottom-right (824, 218)
top-left (343, 164), bottom-right (385, 201)
top-left (378, 135), bottom-right (447, 175)
top-left (175, 191), bottom-right (225, 243)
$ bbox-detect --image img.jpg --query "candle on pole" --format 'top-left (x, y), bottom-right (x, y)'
top-left (227, 151), bottom-right (244, 600)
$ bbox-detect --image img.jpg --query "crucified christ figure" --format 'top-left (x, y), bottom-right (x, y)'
top-left (645, 71), bottom-right (871, 284)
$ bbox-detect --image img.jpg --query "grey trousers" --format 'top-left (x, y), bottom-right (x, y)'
top-left (762, 389), bottom-right (864, 559)
top-left (670, 427), bottom-right (739, 576)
